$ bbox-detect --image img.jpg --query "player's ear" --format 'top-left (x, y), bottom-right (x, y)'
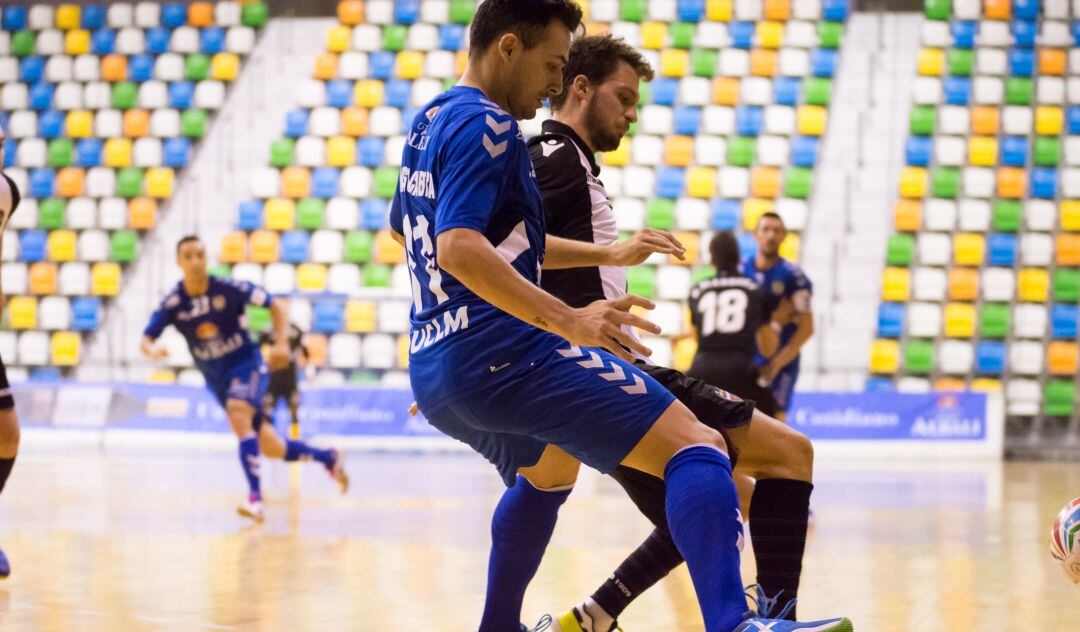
top-left (572, 75), bottom-right (589, 99)
top-left (497, 33), bottom-right (519, 62)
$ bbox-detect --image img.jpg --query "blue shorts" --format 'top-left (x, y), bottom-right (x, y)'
top-left (424, 343), bottom-right (677, 487)
top-left (208, 360), bottom-right (270, 430)
top-left (770, 360), bottom-right (800, 413)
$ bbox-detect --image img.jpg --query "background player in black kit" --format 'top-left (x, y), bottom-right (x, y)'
top-left (0, 130), bottom-right (21, 578)
top-left (259, 323), bottom-right (308, 439)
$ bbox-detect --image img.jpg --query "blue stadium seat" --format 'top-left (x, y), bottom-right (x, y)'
top-left (169, 81), bottom-right (195, 109)
top-left (1000, 136), bottom-right (1028, 167)
top-left (737, 232), bottom-right (757, 260)
top-left (237, 200), bottom-right (264, 231)
top-left (82, 5), bottom-right (107, 30)
top-left (401, 107), bottom-right (420, 128)
top-left (2, 140), bottom-right (16, 168)
top-left (773, 77), bottom-right (799, 106)
top-left (674, 107), bottom-right (702, 136)
top-left (864, 377), bottom-right (895, 392)
top-left (29, 82), bottom-right (54, 111)
top-left (311, 168), bottom-right (340, 198)
top-left (30, 368), bottom-right (62, 383)
top-left (735, 106), bottom-right (763, 136)
top-left (651, 78), bottom-right (678, 106)
top-left (146, 28), bottom-right (171, 55)
top-left (1069, 107), bottom-right (1080, 134)
top-left (439, 25), bottom-right (465, 51)
top-left (361, 199), bottom-right (388, 230)
top-left (987, 234), bottom-right (1017, 266)
top-left (20, 56), bottom-right (45, 83)
top-left (92, 29), bottom-right (117, 55)
top-left (163, 137), bottom-right (190, 168)
top-left (678, 0), bottom-right (705, 22)
top-left (28, 169), bottom-right (54, 199)
top-left (951, 21), bottom-right (976, 48)
top-left (394, 0), bottom-right (421, 25)
top-left (280, 231), bottom-right (310, 264)
top-left (200, 27), bottom-right (226, 54)
top-left (943, 77), bottom-right (970, 106)
top-left (657, 167), bottom-right (685, 199)
top-left (1073, 21), bottom-right (1080, 47)
top-left (1009, 49), bottom-right (1034, 76)
top-left (1031, 168), bottom-right (1057, 199)
top-left (128, 54), bottom-right (154, 82)
top-left (811, 49), bottom-right (838, 77)
top-left (975, 342), bottom-right (1006, 374)
top-left (161, 3), bottom-right (188, 29)
top-left (905, 137), bottom-right (932, 166)
top-left (791, 136), bottom-right (819, 168)
top-left (19, 230), bottom-right (47, 262)
top-left (1051, 305), bottom-right (1079, 339)
top-left (2, 6), bottom-right (28, 31)
top-left (284, 109), bottom-right (309, 137)
top-left (326, 80), bottom-right (354, 109)
top-left (822, 0), bottom-right (850, 22)
top-left (358, 137), bottom-right (385, 167)
top-left (729, 22), bottom-right (754, 48)
top-left (711, 199), bottom-right (740, 230)
top-left (313, 301), bottom-right (344, 333)
top-left (369, 52), bottom-right (396, 81)
top-left (1014, 0), bottom-right (1038, 20)
top-left (71, 297), bottom-right (101, 331)
top-left (877, 303), bottom-right (905, 338)
top-left (76, 138), bottom-right (103, 167)
top-left (384, 79), bottom-right (411, 109)
top-left (39, 111), bottom-right (64, 138)
top-left (1012, 20), bottom-right (1036, 48)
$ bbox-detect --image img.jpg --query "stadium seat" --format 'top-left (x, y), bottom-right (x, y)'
top-left (939, 340), bottom-right (974, 375)
top-left (1020, 234), bottom-right (1052, 267)
top-left (918, 233), bottom-right (950, 266)
top-left (1009, 341), bottom-right (1044, 376)
top-left (924, 199), bottom-right (957, 231)
top-left (881, 267), bottom-right (910, 302)
top-left (868, 339), bottom-right (899, 374)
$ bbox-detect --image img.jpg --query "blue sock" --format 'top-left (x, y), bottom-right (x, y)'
top-left (284, 439), bottom-right (334, 469)
top-left (238, 435), bottom-right (261, 500)
top-left (664, 445), bottom-right (747, 632)
top-left (479, 475), bottom-right (571, 632)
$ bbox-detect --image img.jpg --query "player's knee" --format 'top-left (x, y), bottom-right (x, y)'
top-left (225, 401), bottom-right (254, 432)
top-left (787, 430), bottom-right (813, 479)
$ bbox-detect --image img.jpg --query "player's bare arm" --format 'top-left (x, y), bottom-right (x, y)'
top-left (543, 229), bottom-right (685, 270)
top-left (762, 311), bottom-right (814, 382)
top-left (267, 298), bottom-right (291, 370)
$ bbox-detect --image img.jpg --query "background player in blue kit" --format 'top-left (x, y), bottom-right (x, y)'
top-left (141, 236), bottom-right (348, 522)
top-left (389, 2), bottom-right (851, 631)
top-left (742, 213), bottom-right (816, 422)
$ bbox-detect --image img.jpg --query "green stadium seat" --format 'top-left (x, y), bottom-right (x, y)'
top-left (728, 137), bottom-right (756, 167)
top-left (116, 168), bottom-right (144, 198)
top-left (992, 200), bottom-right (1022, 232)
top-left (646, 199), bottom-right (676, 230)
top-left (297, 198), bottom-right (326, 230)
top-left (638, 80), bottom-right (651, 106)
top-left (627, 266), bottom-right (656, 299)
top-left (383, 25), bottom-right (407, 52)
top-left (374, 168), bottom-right (398, 199)
top-left (692, 267), bottom-right (714, 284)
top-left (784, 168), bottom-right (812, 199)
top-left (450, 0), bottom-right (476, 25)
top-left (903, 340), bottom-right (934, 374)
top-left (182, 109), bottom-right (208, 138)
top-left (1033, 137), bottom-right (1060, 167)
top-left (620, 0), bottom-right (647, 22)
top-left (110, 230), bottom-right (138, 262)
top-left (442, 78), bottom-right (456, 92)
top-left (246, 305), bottom-right (271, 333)
top-left (910, 106), bottom-right (935, 135)
top-left (270, 139), bottom-right (295, 168)
top-left (1005, 78), bottom-right (1033, 105)
top-left (804, 78), bottom-right (832, 106)
top-left (241, 2), bottom-right (269, 28)
top-left (817, 22), bottom-right (843, 49)
top-left (208, 264), bottom-right (231, 278)
top-left (691, 49), bottom-right (717, 77)
top-left (112, 82), bottom-right (137, 110)
top-left (1044, 380), bottom-right (1076, 416)
top-left (1053, 268), bottom-right (1080, 302)
top-left (346, 231), bottom-right (374, 263)
top-left (947, 49), bottom-right (973, 76)
top-left (886, 233), bottom-right (915, 266)
top-left (671, 23), bottom-right (696, 50)
top-left (185, 54), bottom-right (211, 81)
top-left (363, 263), bottom-right (392, 287)
top-left (38, 199), bottom-right (66, 230)
top-left (931, 167), bottom-right (960, 198)
top-left (350, 371), bottom-right (380, 385)
top-left (48, 139), bottom-right (73, 168)
top-left (924, 0), bottom-right (951, 20)
top-left (980, 303), bottom-right (1010, 339)
top-left (11, 30), bottom-right (36, 57)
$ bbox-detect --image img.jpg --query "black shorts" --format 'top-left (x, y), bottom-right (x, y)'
top-left (0, 353), bottom-right (11, 410)
top-left (686, 352), bottom-right (779, 418)
top-left (263, 369), bottom-right (299, 409)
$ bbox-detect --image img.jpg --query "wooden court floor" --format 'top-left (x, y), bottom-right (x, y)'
top-left (0, 441), bottom-right (1077, 631)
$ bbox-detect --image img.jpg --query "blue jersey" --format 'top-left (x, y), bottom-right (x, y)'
top-left (389, 86), bottom-right (552, 411)
top-left (143, 277), bottom-right (273, 382)
top-left (740, 256), bottom-right (813, 355)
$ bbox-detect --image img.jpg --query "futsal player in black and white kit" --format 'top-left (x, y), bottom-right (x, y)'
top-left (529, 35), bottom-right (829, 630)
top-left (0, 129), bottom-right (22, 578)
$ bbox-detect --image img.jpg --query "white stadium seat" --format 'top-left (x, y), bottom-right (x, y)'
top-left (719, 49), bottom-right (749, 77)
top-left (757, 135), bottom-right (790, 167)
top-left (982, 268), bottom-right (1015, 302)
top-left (792, 0), bottom-right (822, 20)
top-left (150, 109), bottom-right (180, 138)
top-left (135, 2), bottom-right (161, 28)
top-left (1015, 304), bottom-right (1048, 339)
top-left (785, 22), bottom-right (817, 49)
top-left (78, 230), bottom-right (110, 262)
top-left (1, 264), bottom-right (28, 295)
top-left (328, 333), bottom-right (362, 369)
top-left (83, 82), bottom-right (111, 110)
top-left (656, 266), bottom-right (692, 301)
top-left (340, 167), bottom-right (372, 199)
top-left (613, 198), bottom-right (645, 232)
top-left (921, 21), bottom-right (950, 47)
top-left (622, 165), bottom-right (656, 198)
top-left (640, 106), bottom-right (674, 136)
top-left (973, 77), bottom-right (1003, 105)
top-left (98, 198), bottom-right (128, 230)
top-left (59, 262), bottom-right (91, 295)
top-left (420, 0), bottom-right (450, 23)
top-left (295, 136), bottom-right (327, 167)
top-left (133, 138), bottom-right (163, 168)
top-left (226, 27), bottom-right (256, 55)
top-left (108, 3), bottom-right (135, 28)
top-left (250, 168), bottom-right (282, 199)
top-left (231, 263), bottom-right (264, 286)
top-left (934, 136), bottom-right (964, 166)
top-left (924, 199), bottom-right (958, 232)
top-left (776, 199), bottom-right (808, 231)
top-left (918, 233), bottom-right (951, 266)
top-left (702, 106), bottom-right (735, 135)
top-left (913, 78), bottom-right (942, 105)
top-left (311, 231), bottom-right (345, 265)
top-left (977, 20), bottom-right (1010, 47)
top-left (907, 303), bottom-right (942, 337)
top-left (679, 77), bottom-right (711, 107)
top-left (94, 109), bottom-right (123, 139)
top-left (16, 139), bottom-right (46, 168)
top-left (718, 167), bottom-right (749, 198)
top-left (939, 341), bottom-right (974, 374)
top-left (407, 24), bottom-right (439, 52)
top-left (362, 334), bottom-right (395, 370)
top-left (170, 27), bottom-right (200, 54)
top-left (215, 1), bottom-right (242, 26)
top-left (976, 48), bottom-right (1006, 76)
top-left (1009, 341), bottom-right (1044, 376)
top-left (39, 296), bottom-right (72, 331)
top-left (1002, 106), bottom-right (1033, 135)
top-left (938, 106), bottom-right (969, 135)
top-left (778, 49), bottom-right (810, 77)
top-left (912, 267), bottom-right (946, 302)
top-left (326, 198), bottom-right (359, 230)
top-left (116, 28), bottom-right (146, 55)
top-left (631, 135), bottom-right (663, 166)
top-left (73, 57), bottom-right (101, 83)
top-left (298, 80), bottom-right (327, 109)
top-left (327, 263), bottom-right (359, 293)
top-left (378, 301), bottom-right (410, 334)
top-left (740, 78), bottom-right (772, 106)
top-left (36, 30), bottom-right (63, 56)
top-left (956, 200), bottom-right (989, 231)
top-left (1006, 379), bottom-right (1041, 417)
top-left (1037, 78), bottom-right (1065, 105)
top-left (18, 332), bottom-right (49, 366)
top-left (308, 108), bottom-right (341, 138)
top-left (368, 107), bottom-right (402, 137)
top-left (85, 167), bottom-right (117, 198)
top-left (694, 136), bottom-right (726, 167)
top-left (154, 54), bottom-right (185, 82)
top-left (1020, 234), bottom-right (1053, 266)
top-left (961, 168), bottom-right (994, 200)
top-left (1, 84), bottom-right (28, 111)
top-left (351, 24), bottom-right (382, 52)
top-left (1025, 200), bottom-right (1056, 231)
top-left (194, 81), bottom-right (226, 110)
top-left (264, 263), bottom-right (296, 295)
top-left (674, 199), bottom-right (709, 231)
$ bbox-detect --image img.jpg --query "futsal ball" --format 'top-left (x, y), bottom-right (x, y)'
top-left (1050, 497), bottom-right (1080, 584)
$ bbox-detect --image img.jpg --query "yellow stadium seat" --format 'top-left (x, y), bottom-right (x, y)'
top-left (970, 378), bottom-right (1002, 392)
top-left (104, 138), bottom-right (133, 167)
top-left (56, 4), bottom-right (81, 29)
top-left (869, 339), bottom-right (900, 373)
top-left (968, 136), bottom-right (997, 166)
top-left (314, 53), bottom-right (339, 80)
top-left (147, 368), bottom-right (176, 384)
top-left (757, 21), bottom-right (784, 49)
top-left (456, 51), bottom-right (468, 77)
top-left (779, 232), bottom-right (800, 261)
top-left (1035, 106), bottom-right (1063, 136)
top-left (249, 230), bottom-right (280, 263)
top-left (687, 167), bottom-right (716, 199)
top-left (326, 136), bottom-right (356, 167)
top-left (797, 105), bottom-right (827, 136)
top-left (664, 135), bottom-right (693, 166)
top-left (264, 198), bottom-right (296, 231)
top-left (641, 22), bottom-right (668, 50)
top-left (396, 51), bottom-right (424, 80)
top-left (602, 137), bottom-right (630, 167)
top-left (129, 197), bottom-right (157, 230)
top-left (211, 53), bottom-right (240, 81)
top-left (56, 168), bottom-right (85, 198)
top-left (345, 300), bottom-right (377, 333)
top-left (944, 303), bottom-right (976, 337)
top-left (706, 0), bottom-right (733, 21)
top-left (713, 77), bottom-right (739, 105)
top-left (1062, 200), bottom-right (1080, 231)
top-left (48, 230), bottom-right (77, 262)
top-left (751, 167), bottom-right (781, 198)
top-left (145, 168), bottom-right (174, 198)
top-left (1018, 268), bottom-right (1049, 302)
top-left (91, 262), bottom-right (121, 296)
top-left (881, 267), bottom-right (910, 301)
top-left (296, 263), bottom-right (328, 292)
top-left (65, 29), bottom-right (90, 55)
top-left (742, 198), bottom-right (774, 231)
top-left (764, 0), bottom-right (790, 20)
top-left (219, 232), bottom-right (248, 263)
top-left (341, 107), bottom-right (369, 136)
top-left (917, 48), bottom-right (945, 76)
top-left (354, 80), bottom-right (384, 108)
top-left (898, 167), bottom-right (927, 198)
top-left (396, 333), bottom-right (410, 368)
top-left (327, 25), bottom-right (351, 53)
top-left (661, 49), bottom-right (689, 77)
top-left (337, 0), bottom-right (365, 26)
top-left (894, 200), bottom-right (922, 231)
top-left (281, 167), bottom-right (311, 199)
top-left (673, 337), bottom-right (697, 373)
top-left (953, 233), bottom-right (985, 266)
top-left (750, 49), bottom-right (778, 77)
top-left (51, 332), bottom-right (81, 367)
top-left (673, 231), bottom-right (699, 265)
top-left (188, 2), bottom-right (215, 27)
top-left (7, 297), bottom-right (37, 330)
top-left (66, 111), bottom-right (93, 138)
top-left (375, 230), bottom-right (405, 264)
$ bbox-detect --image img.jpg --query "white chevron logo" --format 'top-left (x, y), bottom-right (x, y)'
top-left (598, 363), bottom-right (625, 382)
top-left (621, 375), bottom-right (647, 395)
top-left (577, 351), bottom-right (604, 369)
top-left (486, 114), bottom-right (511, 135)
top-left (557, 345), bottom-right (584, 358)
top-left (556, 345), bottom-right (646, 396)
top-left (482, 134), bottom-right (508, 158)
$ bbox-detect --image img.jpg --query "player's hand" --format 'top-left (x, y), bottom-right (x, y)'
top-left (268, 340), bottom-right (290, 370)
top-left (610, 229), bottom-right (685, 266)
top-left (758, 361), bottom-right (780, 385)
top-left (147, 346), bottom-right (169, 361)
top-left (560, 294), bottom-right (659, 362)
top-left (407, 402), bottom-right (419, 416)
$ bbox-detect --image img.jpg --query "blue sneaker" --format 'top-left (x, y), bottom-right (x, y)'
top-left (0, 546), bottom-right (9, 579)
top-left (735, 585), bottom-right (853, 632)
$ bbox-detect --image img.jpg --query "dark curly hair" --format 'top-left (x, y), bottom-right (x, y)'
top-left (550, 34), bottom-right (655, 110)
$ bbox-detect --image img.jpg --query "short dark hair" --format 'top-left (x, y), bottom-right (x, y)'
top-left (756, 211), bottom-right (786, 228)
top-left (176, 235), bottom-right (201, 254)
top-left (709, 231), bottom-right (741, 276)
top-left (468, 0), bottom-right (583, 59)
top-left (550, 34), bottom-right (655, 110)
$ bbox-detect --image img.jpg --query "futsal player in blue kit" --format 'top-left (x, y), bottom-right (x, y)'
top-left (141, 236), bottom-right (348, 522)
top-left (741, 213), bottom-right (815, 422)
top-left (389, 2), bottom-right (851, 630)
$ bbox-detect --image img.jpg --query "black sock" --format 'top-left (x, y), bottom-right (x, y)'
top-left (749, 478), bottom-right (813, 620)
top-left (0, 457), bottom-right (15, 495)
top-left (590, 527), bottom-right (684, 619)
